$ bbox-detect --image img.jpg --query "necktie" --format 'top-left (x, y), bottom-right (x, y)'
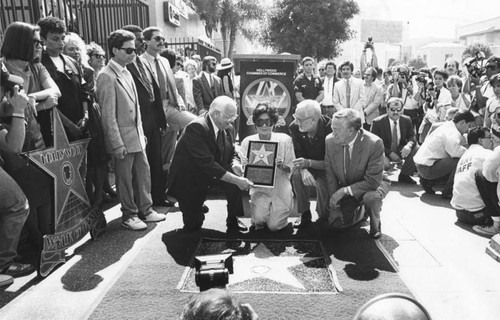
top-left (211, 74), bottom-right (216, 96)
top-left (165, 66), bottom-right (179, 108)
top-left (346, 79), bottom-right (351, 109)
top-left (344, 144), bottom-right (350, 176)
top-left (216, 130), bottom-right (225, 163)
top-left (155, 58), bottom-right (167, 101)
top-left (391, 121), bottom-right (398, 152)
top-left (136, 57), bottom-right (154, 101)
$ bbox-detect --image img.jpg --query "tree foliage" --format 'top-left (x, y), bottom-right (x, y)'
top-left (190, 0), bottom-right (264, 59)
top-left (408, 56), bottom-right (427, 70)
top-left (262, 0), bottom-right (360, 59)
top-left (462, 42), bottom-right (493, 61)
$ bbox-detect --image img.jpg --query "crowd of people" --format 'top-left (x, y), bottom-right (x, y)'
top-left (1, 16), bottom-right (500, 301)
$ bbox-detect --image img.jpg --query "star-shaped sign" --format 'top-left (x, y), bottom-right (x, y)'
top-left (243, 79), bottom-right (290, 125)
top-left (229, 243), bottom-right (319, 290)
top-left (27, 111), bottom-right (89, 227)
top-left (250, 144), bottom-right (274, 165)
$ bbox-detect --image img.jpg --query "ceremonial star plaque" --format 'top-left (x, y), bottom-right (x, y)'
top-left (179, 239), bottom-right (340, 294)
top-left (244, 140), bottom-right (278, 187)
top-left (27, 110), bottom-right (106, 277)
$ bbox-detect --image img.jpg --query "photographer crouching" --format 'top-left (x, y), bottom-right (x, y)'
top-left (0, 66), bottom-right (36, 287)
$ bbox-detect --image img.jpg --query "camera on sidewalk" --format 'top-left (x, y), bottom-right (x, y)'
top-left (194, 253), bottom-right (234, 292)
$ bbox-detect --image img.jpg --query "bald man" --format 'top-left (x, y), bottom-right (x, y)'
top-left (167, 96), bottom-right (253, 233)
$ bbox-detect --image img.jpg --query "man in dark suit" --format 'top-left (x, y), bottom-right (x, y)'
top-left (192, 56), bottom-right (223, 115)
top-left (325, 108), bottom-right (390, 239)
top-left (167, 96), bottom-right (253, 233)
top-left (122, 25), bottom-right (169, 207)
top-left (370, 97), bottom-right (419, 184)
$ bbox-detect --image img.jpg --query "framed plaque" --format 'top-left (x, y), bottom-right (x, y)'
top-left (244, 140), bottom-right (278, 187)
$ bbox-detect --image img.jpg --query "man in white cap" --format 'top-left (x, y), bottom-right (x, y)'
top-left (217, 58), bottom-right (235, 98)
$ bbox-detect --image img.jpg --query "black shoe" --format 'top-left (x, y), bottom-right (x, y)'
top-left (293, 218), bottom-right (312, 229)
top-left (153, 199), bottom-right (175, 207)
top-left (398, 174), bottom-right (416, 184)
top-left (227, 218), bottom-right (248, 233)
top-left (441, 191), bottom-right (452, 200)
top-left (419, 177), bottom-right (435, 194)
top-left (201, 204), bottom-right (209, 214)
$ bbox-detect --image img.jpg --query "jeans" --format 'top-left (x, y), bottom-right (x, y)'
top-left (0, 167), bottom-right (29, 270)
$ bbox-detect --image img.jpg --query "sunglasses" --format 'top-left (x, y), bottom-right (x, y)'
top-left (255, 118), bottom-right (272, 127)
top-left (318, 69), bottom-right (325, 71)
top-left (92, 54), bottom-right (105, 59)
top-left (153, 35), bottom-right (165, 42)
top-left (119, 47), bottom-right (136, 54)
top-left (389, 108), bottom-right (402, 112)
top-left (33, 39), bottom-right (44, 47)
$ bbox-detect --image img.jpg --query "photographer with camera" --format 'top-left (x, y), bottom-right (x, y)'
top-left (0, 68), bottom-right (35, 287)
top-left (360, 37), bottom-right (378, 75)
top-left (387, 65), bottom-right (422, 140)
top-left (481, 58), bottom-right (500, 128)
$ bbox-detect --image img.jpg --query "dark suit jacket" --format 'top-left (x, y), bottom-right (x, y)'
top-left (370, 114), bottom-right (416, 157)
top-left (127, 59), bottom-right (166, 136)
top-left (168, 113), bottom-right (239, 194)
top-left (325, 129), bottom-right (384, 199)
top-left (192, 73), bottom-right (223, 113)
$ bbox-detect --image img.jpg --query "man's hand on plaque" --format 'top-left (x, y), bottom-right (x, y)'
top-left (301, 169), bottom-right (315, 186)
top-left (236, 176), bottom-right (254, 191)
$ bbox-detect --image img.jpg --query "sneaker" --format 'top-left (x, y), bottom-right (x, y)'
top-left (122, 217), bottom-right (147, 230)
top-left (0, 274), bottom-right (14, 287)
top-left (141, 210), bottom-right (166, 222)
top-left (472, 224), bottom-right (500, 237)
top-left (1, 262), bottom-right (35, 277)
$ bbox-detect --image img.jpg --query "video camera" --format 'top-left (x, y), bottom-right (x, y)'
top-left (194, 253), bottom-right (233, 292)
top-left (364, 37), bottom-right (374, 50)
top-left (464, 51), bottom-right (486, 78)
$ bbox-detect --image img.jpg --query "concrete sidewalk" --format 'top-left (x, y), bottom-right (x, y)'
top-left (1, 176), bottom-right (499, 320)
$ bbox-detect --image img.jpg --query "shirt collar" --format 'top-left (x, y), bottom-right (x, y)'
top-left (141, 51), bottom-right (156, 63)
top-left (346, 131), bottom-right (359, 148)
top-left (109, 59), bottom-right (126, 73)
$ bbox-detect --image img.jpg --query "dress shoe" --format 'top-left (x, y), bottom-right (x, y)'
top-left (398, 174), bottom-right (416, 184)
top-left (419, 177), bottom-right (435, 194)
top-left (201, 204), bottom-right (209, 214)
top-left (1, 262), bottom-right (36, 278)
top-left (293, 218), bottom-right (311, 229)
top-left (227, 218), bottom-right (248, 233)
top-left (153, 199), bottom-right (175, 207)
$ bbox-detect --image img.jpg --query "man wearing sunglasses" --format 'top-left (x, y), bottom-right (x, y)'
top-left (371, 97), bottom-right (419, 184)
top-left (97, 29), bottom-right (166, 231)
top-left (193, 56), bottom-right (223, 115)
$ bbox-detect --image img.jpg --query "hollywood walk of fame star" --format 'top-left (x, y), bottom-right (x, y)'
top-left (250, 144), bottom-right (274, 165)
top-left (228, 243), bottom-right (320, 290)
top-left (243, 78), bottom-right (290, 125)
top-left (27, 111), bottom-right (89, 227)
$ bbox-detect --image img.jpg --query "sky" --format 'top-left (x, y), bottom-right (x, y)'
top-left (356, 0), bottom-right (500, 39)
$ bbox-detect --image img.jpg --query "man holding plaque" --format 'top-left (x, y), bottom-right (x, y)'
top-left (325, 109), bottom-right (390, 239)
top-left (167, 96), bottom-right (253, 233)
top-left (290, 99), bottom-right (332, 228)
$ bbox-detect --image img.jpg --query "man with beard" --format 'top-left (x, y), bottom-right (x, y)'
top-left (193, 56), bottom-right (223, 115)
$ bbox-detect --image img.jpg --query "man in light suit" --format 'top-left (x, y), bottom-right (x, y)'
top-left (333, 61), bottom-right (365, 122)
top-left (325, 108), bottom-right (390, 239)
top-left (167, 96), bottom-right (253, 233)
top-left (371, 97), bottom-right (419, 184)
top-left (97, 29), bottom-right (165, 231)
top-left (193, 56), bottom-right (224, 115)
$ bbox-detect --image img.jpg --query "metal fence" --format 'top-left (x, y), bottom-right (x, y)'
top-left (0, 0), bottom-right (149, 52)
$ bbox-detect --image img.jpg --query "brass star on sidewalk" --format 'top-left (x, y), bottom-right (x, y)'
top-left (27, 111), bottom-right (89, 227)
top-left (229, 243), bottom-right (319, 290)
top-left (250, 144), bottom-right (274, 165)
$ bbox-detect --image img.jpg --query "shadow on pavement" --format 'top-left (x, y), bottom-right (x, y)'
top-left (60, 217), bottom-right (157, 292)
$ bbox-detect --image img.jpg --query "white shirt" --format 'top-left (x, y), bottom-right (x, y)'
top-left (414, 120), bottom-right (467, 166)
top-left (322, 76), bottom-right (335, 106)
top-left (109, 59), bottom-right (134, 90)
top-left (451, 144), bottom-right (492, 211)
top-left (203, 71), bottom-right (213, 87)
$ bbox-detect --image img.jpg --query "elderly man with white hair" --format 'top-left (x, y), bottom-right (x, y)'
top-left (289, 99), bottom-right (332, 228)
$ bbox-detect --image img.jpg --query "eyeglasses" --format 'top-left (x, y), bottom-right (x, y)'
top-left (389, 108), bottom-right (402, 112)
top-left (153, 36), bottom-right (165, 42)
top-left (33, 39), bottom-right (44, 47)
top-left (221, 112), bottom-right (237, 122)
top-left (92, 54), bottom-right (105, 59)
top-left (293, 115), bottom-right (313, 124)
top-left (119, 47), bottom-right (136, 54)
top-left (254, 118), bottom-right (272, 127)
